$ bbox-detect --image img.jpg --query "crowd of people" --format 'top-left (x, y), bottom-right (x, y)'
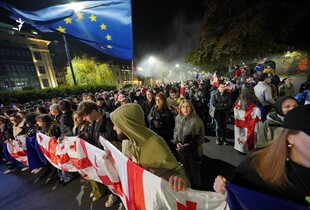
top-left (1, 57), bottom-right (310, 208)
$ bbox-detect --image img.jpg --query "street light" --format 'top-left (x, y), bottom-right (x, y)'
top-left (137, 66), bottom-right (146, 86)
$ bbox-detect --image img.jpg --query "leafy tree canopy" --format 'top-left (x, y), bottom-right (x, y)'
top-left (185, 0), bottom-right (310, 69)
top-left (66, 55), bottom-right (116, 86)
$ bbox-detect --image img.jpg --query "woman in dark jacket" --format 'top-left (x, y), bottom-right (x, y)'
top-left (211, 83), bottom-right (233, 145)
top-left (148, 92), bottom-right (176, 156)
top-left (141, 90), bottom-right (155, 127)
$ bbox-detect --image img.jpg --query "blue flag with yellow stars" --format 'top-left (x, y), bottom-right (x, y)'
top-left (0, 0), bottom-right (133, 60)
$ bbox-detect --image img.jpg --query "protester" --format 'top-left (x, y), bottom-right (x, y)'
top-left (24, 112), bottom-right (46, 174)
top-left (213, 104), bottom-right (310, 207)
top-left (234, 85), bottom-right (262, 154)
top-left (211, 83), bottom-right (233, 145)
top-left (77, 101), bottom-right (117, 204)
top-left (278, 77), bottom-right (295, 97)
top-left (140, 89), bottom-right (155, 127)
top-left (148, 92), bottom-right (175, 156)
top-left (36, 114), bottom-right (61, 181)
top-left (257, 96), bottom-right (298, 147)
top-left (57, 99), bottom-right (78, 185)
top-left (254, 73), bottom-right (275, 114)
top-left (109, 103), bottom-right (189, 192)
top-left (2, 114), bottom-right (29, 174)
top-left (173, 99), bottom-right (204, 189)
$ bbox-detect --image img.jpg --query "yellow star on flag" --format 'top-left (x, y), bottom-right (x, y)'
top-left (89, 14), bottom-right (97, 22)
top-left (100, 23), bottom-right (107, 30)
top-left (56, 26), bottom-right (66, 33)
top-left (76, 12), bottom-right (83, 20)
top-left (64, 18), bottom-right (72, 24)
top-left (107, 45), bottom-right (113, 49)
top-left (105, 34), bottom-right (112, 40)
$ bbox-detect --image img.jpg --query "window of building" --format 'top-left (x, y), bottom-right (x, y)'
top-left (34, 52), bottom-right (42, 60)
top-left (4, 48), bottom-right (10, 55)
top-left (15, 49), bottom-right (21, 57)
top-left (41, 79), bottom-right (50, 87)
top-left (38, 66), bottom-right (46, 74)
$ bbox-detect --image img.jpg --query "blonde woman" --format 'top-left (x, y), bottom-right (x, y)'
top-left (173, 99), bottom-right (205, 189)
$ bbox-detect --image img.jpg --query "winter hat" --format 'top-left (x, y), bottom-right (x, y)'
top-left (274, 96), bottom-right (298, 116)
top-left (283, 104), bottom-right (310, 136)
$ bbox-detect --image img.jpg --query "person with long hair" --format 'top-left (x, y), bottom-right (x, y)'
top-left (36, 114), bottom-right (61, 182)
top-left (36, 114), bottom-right (61, 138)
top-left (173, 99), bottom-right (205, 189)
top-left (214, 104), bottom-right (310, 207)
top-left (72, 111), bottom-right (89, 139)
top-left (148, 92), bottom-right (175, 156)
top-left (234, 85), bottom-right (263, 154)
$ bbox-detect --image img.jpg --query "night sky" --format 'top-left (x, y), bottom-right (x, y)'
top-left (0, 0), bottom-right (205, 63)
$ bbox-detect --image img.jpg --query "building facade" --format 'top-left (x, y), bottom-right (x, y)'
top-left (0, 23), bottom-right (57, 91)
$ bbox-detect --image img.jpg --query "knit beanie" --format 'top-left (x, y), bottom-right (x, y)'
top-left (274, 96), bottom-right (298, 116)
top-left (283, 104), bottom-right (310, 136)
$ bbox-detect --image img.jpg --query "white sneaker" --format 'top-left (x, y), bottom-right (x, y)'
top-left (118, 203), bottom-right (125, 210)
top-left (105, 194), bottom-right (118, 208)
top-left (3, 169), bottom-right (14, 175)
top-left (34, 167), bottom-right (42, 174)
top-left (92, 197), bottom-right (98, 202)
top-left (90, 192), bottom-right (95, 198)
top-left (21, 167), bottom-right (29, 171)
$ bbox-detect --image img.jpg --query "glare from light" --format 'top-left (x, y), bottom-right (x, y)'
top-left (175, 64), bottom-right (179, 68)
top-left (67, 2), bottom-right (83, 12)
top-left (148, 56), bottom-right (156, 64)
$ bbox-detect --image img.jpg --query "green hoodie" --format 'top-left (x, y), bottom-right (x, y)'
top-left (110, 103), bottom-right (188, 182)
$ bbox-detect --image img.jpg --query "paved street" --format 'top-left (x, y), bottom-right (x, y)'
top-left (0, 123), bottom-right (244, 210)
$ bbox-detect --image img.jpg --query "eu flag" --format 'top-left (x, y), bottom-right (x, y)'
top-left (0, 1), bottom-right (133, 60)
top-left (226, 183), bottom-right (308, 210)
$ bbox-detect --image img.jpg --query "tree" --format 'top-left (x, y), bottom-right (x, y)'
top-left (185, 0), bottom-right (310, 69)
top-left (66, 55), bottom-right (115, 86)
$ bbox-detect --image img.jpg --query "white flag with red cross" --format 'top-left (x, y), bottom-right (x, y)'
top-left (36, 133), bottom-right (77, 172)
top-left (6, 135), bottom-right (28, 165)
top-left (100, 137), bottom-right (229, 210)
top-left (210, 71), bottom-right (219, 87)
top-left (36, 133), bottom-right (229, 210)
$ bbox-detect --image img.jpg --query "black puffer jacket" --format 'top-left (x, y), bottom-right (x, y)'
top-left (212, 91), bottom-right (233, 112)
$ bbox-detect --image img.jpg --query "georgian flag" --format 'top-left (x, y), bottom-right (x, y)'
top-left (180, 73), bottom-right (185, 97)
top-left (35, 133), bottom-right (306, 209)
top-left (36, 133), bottom-right (229, 209)
top-left (102, 137), bottom-right (228, 210)
top-left (210, 71), bottom-right (219, 87)
top-left (36, 133), bottom-right (77, 172)
top-left (7, 135), bottom-right (28, 165)
top-left (225, 81), bottom-right (236, 93)
top-left (234, 103), bottom-right (262, 154)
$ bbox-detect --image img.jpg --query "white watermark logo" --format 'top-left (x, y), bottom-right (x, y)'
top-left (12, 18), bottom-right (24, 31)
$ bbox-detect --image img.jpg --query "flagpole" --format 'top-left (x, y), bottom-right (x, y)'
top-left (131, 60), bottom-right (134, 87)
top-left (62, 35), bottom-right (77, 86)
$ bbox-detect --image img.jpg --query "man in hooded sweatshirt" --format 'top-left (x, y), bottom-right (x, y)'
top-left (256, 96), bottom-right (298, 147)
top-left (109, 103), bottom-right (189, 191)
